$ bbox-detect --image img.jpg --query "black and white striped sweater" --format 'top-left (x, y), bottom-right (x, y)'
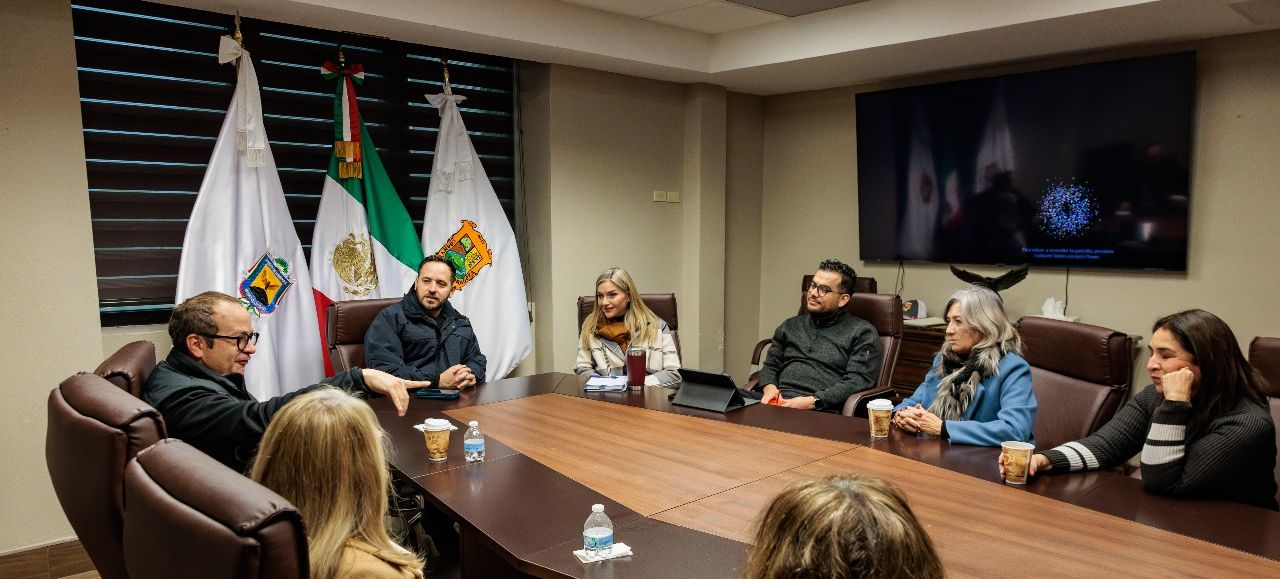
top-left (1043, 384), bottom-right (1277, 510)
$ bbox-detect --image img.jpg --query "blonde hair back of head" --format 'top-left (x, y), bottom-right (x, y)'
top-left (580, 267), bottom-right (662, 349)
top-left (250, 388), bottom-right (422, 579)
top-left (742, 474), bottom-right (944, 579)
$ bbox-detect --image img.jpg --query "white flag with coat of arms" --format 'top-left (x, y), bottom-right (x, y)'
top-left (420, 92), bottom-right (531, 379)
top-left (175, 36), bottom-right (326, 399)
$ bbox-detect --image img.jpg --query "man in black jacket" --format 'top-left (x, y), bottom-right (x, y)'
top-left (145, 291), bottom-right (428, 473)
top-left (364, 255), bottom-right (488, 388)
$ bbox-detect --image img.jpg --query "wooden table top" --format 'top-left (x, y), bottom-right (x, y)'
top-left (444, 393), bottom-right (855, 516)
top-left (375, 373), bottom-right (1280, 577)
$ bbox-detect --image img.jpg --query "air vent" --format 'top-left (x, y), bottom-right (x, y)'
top-left (726, 0), bottom-right (871, 18)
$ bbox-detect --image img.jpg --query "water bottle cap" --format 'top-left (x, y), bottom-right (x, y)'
top-left (591, 504), bottom-right (604, 513)
top-left (468, 420), bottom-right (478, 427)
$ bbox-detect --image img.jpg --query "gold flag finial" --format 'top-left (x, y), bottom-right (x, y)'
top-left (338, 45), bottom-right (346, 68)
top-left (233, 11), bottom-right (243, 47)
top-left (441, 58), bottom-right (452, 95)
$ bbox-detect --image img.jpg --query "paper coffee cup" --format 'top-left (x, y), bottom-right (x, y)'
top-left (416, 418), bottom-right (455, 462)
top-left (867, 399), bottom-right (894, 439)
top-left (1001, 441), bottom-right (1034, 485)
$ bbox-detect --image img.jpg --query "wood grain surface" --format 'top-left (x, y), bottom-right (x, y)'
top-left (444, 393), bottom-right (856, 515)
top-left (654, 447), bottom-right (1280, 578)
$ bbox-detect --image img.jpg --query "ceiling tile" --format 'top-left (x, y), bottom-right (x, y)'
top-left (649, 1), bottom-right (785, 34)
top-left (558, 0), bottom-right (708, 19)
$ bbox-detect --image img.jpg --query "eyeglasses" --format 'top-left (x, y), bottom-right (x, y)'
top-left (200, 332), bottom-right (259, 351)
top-left (806, 281), bottom-right (845, 298)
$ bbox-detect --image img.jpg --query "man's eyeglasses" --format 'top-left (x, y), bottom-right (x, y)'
top-left (200, 332), bottom-right (259, 351)
top-left (806, 281), bottom-right (846, 298)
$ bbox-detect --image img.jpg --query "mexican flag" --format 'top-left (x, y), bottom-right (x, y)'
top-left (309, 59), bottom-right (423, 375)
top-left (176, 36), bottom-right (325, 399)
top-left (421, 92), bottom-right (532, 380)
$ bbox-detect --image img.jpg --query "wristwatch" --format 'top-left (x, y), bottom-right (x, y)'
top-left (811, 397), bottom-right (825, 411)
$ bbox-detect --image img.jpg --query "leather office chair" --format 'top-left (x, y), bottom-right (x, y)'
top-left (1246, 336), bottom-right (1280, 505)
top-left (840, 292), bottom-right (904, 416)
top-left (1017, 316), bottom-right (1133, 451)
top-left (94, 340), bottom-right (157, 399)
top-left (123, 439), bottom-right (308, 579)
top-left (326, 297), bottom-right (401, 373)
top-left (46, 373), bottom-right (167, 579)
top-left (576, 293), bottom-right (681, 358)
top-left (1248, 336), bottom-right (1280, 397)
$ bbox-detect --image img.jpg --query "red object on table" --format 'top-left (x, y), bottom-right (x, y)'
top-left (626, 349), bottom-right (645, 387)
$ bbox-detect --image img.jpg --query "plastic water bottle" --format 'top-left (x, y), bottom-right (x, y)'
top-left (582, 504), bottom-right (614, 557)
top-left (463, 420), bottom-right (485, 462)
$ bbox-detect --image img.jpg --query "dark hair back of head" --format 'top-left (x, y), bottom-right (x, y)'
top-left (1153, 309), bottom-right (1268, 428)
top-left (168, 291), bottom-right (241, 355)
top-left (818, 259), bottom-right (858, 294)
top-left (742, 474), bottom-right (944, 579)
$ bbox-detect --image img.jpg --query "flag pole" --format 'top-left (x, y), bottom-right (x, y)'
top-left (233, 10), bottom-right (243, 48)
top-left (441, 58), bottom-right (452, 95)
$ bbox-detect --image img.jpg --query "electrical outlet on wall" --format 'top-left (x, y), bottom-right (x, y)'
top-left (666, 190), bottom-right (681, 203)
top-left (652, 190), bottom-right (667, 202)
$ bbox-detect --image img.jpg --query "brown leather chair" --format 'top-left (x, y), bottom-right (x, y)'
top-left (123, 439), bottom-right (307, 579)
top-left (1248, 337), bottom-right (1280, 397)
top-left (1247, 337), bottom-right (1280, 504)
top-left (1017, 316), bottom-right (1133, 451)
top-left (326, 297), bottom-right (401, 373)
top-left (94, 340), bottom-right (157, 399)
top-left (576, 293), bottom-right (681, 358)
top-left (46, 373), bottom-right (167, 579)
top-left (840, 292), bottom-right (904, 416)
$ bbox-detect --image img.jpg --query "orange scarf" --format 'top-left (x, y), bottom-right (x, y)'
top-left (596, 319), bottom-right (630, 352)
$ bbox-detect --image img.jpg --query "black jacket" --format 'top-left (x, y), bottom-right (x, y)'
top-left (144, 349), bottom-right (366, 473)
top-left (363, 291), bottom-right (487, 384)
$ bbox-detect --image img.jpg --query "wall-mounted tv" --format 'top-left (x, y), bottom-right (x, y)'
top-left (856, 52), bottom-right (1195, 271)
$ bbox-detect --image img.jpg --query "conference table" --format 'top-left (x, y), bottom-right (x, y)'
top-left (370, 373), bottom-right (1280, 578)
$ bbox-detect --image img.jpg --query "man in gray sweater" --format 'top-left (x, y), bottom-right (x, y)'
top-left (758, 259), bottom-right (882, 412)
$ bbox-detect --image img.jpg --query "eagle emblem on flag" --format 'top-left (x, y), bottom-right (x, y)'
top-left (239, 253), bottom-right (295, 317)
top-left (435, 220), bottom-right (492, 290)
top-left (332, 233), bottom-right (379, 296)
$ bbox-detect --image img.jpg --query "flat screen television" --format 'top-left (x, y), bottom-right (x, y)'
top-left (856, 52), bottom-right (1195, 271)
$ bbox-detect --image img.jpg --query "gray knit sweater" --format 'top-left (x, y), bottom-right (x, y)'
top-left (757, 309), bottom-right (882, 410)
top-left (1043, 384), bottom-right (1277, 510)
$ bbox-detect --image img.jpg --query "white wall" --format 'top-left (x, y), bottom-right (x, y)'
top-left (523, 64), bottom-right (731, 374)
top-left (759, 31), bottom-right (1280, 391)
top-left (0, 0), bottom-right (104, 554)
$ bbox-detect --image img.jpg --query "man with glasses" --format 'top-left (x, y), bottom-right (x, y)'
top-left (757, 259), bottom-right (882, 411)
top-left (145, 291), bottom-right (429, 473)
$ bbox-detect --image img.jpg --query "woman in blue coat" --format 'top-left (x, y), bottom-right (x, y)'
top-left (893, 285), bottom-right (1036, 446)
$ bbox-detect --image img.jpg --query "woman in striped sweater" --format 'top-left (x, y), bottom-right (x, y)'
top-left (1003, 309), bottom-right (1277, 510)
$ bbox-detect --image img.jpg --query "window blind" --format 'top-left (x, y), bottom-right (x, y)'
top-left (74, 0), bottom-right (517, 326)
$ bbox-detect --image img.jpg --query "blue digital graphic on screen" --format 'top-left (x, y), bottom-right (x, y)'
top-left (1037, 178), bottom-right (1098, 240)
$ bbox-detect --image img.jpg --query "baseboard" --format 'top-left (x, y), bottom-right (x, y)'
top-left (0, 539), bottom-right (94, 579)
